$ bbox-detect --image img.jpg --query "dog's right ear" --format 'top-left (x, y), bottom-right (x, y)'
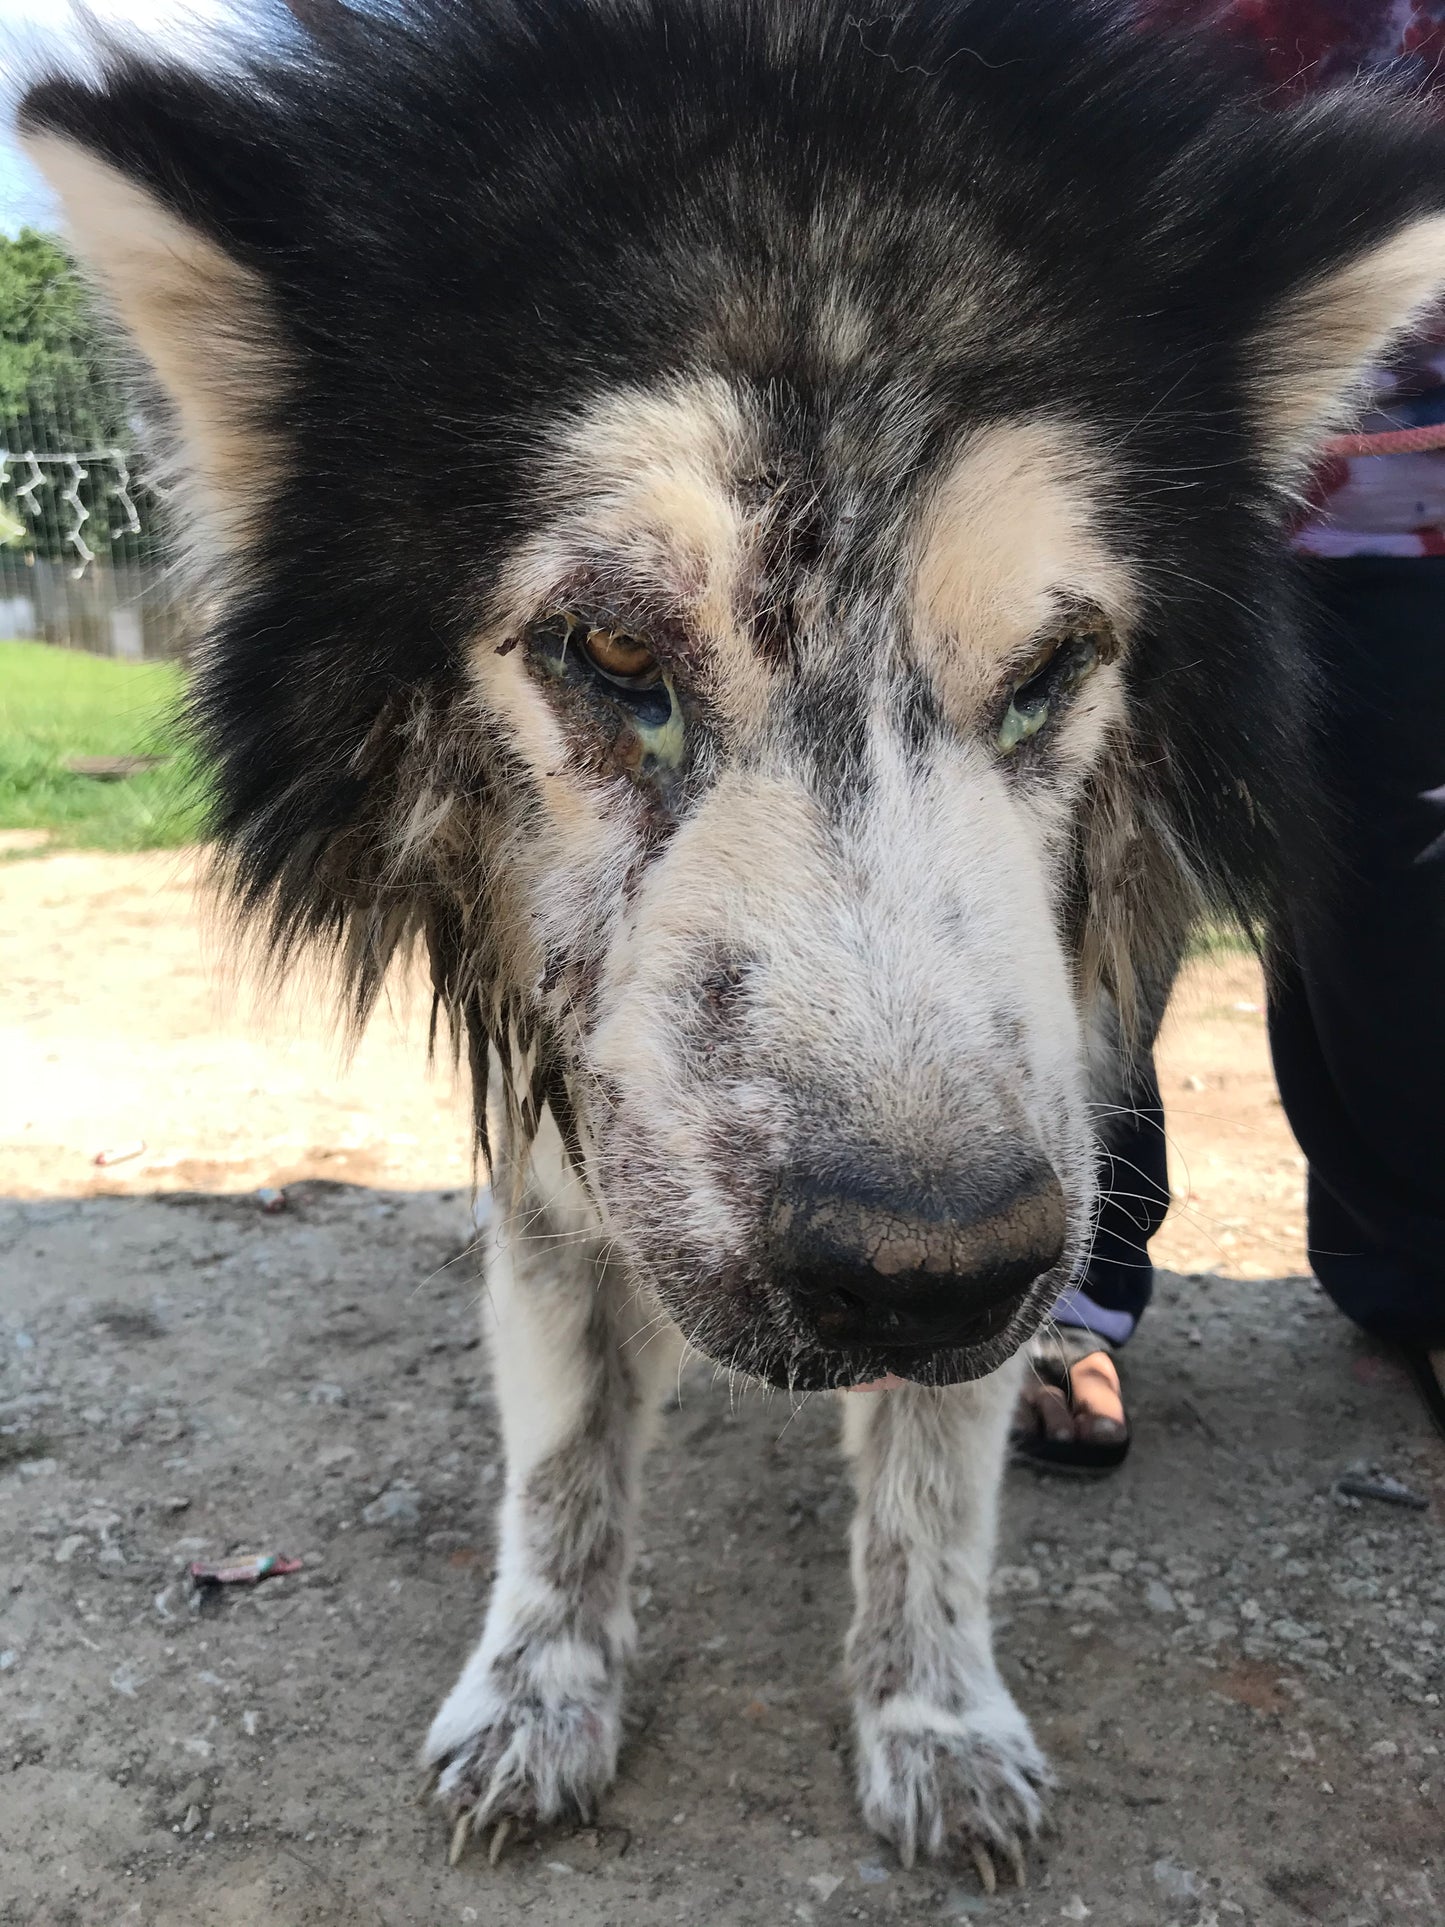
top-left (19, 66), bottom-right (299, 552)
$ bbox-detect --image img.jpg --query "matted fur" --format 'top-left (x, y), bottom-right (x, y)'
top-left (20, 0), bottom-right (1445, 1874)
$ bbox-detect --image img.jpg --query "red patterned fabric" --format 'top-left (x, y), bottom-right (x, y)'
top-left (1137, 1), bottom-right (1445, 94)
top-left (1137, 0), bottom-right (1445, 555)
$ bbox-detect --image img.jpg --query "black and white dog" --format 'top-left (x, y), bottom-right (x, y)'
top-left (19, 0), bottom-right (1445, 1878)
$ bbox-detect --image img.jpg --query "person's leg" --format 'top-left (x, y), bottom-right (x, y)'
top-left (1268, 556), bottom-right (1445, 1411)
top-left (1057, 1060), bottom-right (1172, 1346)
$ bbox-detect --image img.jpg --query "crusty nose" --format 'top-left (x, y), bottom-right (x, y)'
top-left (769, 1156), bottom-right (1066, 1353)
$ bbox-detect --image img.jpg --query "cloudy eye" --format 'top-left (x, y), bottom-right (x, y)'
top-left (997, 649), bottom-right (1060, 754)
top-left (996, 621), bottom-right (1114, 757)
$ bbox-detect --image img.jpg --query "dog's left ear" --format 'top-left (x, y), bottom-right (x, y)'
top-left (1250, 211), bottom-right (1445, 482)
top-left (1234, 95), bottom-right (1445, 486)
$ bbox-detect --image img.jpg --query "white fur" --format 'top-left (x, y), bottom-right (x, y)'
top-left (424, 1114), bottom-right (683, 1839)
top-left (842, 1358), bottom-right (1050, 1867)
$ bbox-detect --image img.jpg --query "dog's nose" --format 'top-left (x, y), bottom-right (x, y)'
top-left (769, 1157), bottom-right (1066, 1354)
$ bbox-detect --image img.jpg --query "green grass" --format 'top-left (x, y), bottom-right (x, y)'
top-left (0, 639), bottom-right (205, 853)
top-left (1187, 922), bottom-right (1255, 960)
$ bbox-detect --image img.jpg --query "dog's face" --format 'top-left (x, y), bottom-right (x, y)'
top-left (477, 384), bottom-right (1126, 1385)
top-left (22, 0), bottom-right (1445, 1387)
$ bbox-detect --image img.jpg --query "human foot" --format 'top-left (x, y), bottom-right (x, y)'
top-left (1012, 1327), bottom-right (1129, 1472)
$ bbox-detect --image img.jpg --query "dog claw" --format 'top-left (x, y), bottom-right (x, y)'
top-left (416, 1767), bottom-right (439, 1807)
top-left (1006, 1839), bottom-right (1027, 1888)
top-left (971, 1845), bottom-right (997, 1895)
top-left (448, 1813), bottom-right (472, 1867)
top-left (487, 1817), bottom-right (513, 1867)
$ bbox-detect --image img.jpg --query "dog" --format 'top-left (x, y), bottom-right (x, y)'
top-left (19, 0), bottom-right (1445, 1880)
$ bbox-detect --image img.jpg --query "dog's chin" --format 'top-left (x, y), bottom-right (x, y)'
top-left (707, 1289), bottom-right (1047, 1393)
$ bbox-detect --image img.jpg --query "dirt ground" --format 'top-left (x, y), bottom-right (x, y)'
top-left (2, 851), bottom-right (1441, 1927)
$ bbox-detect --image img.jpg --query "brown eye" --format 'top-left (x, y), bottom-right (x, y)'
top-left (582, 625), bottom-right (660, 685)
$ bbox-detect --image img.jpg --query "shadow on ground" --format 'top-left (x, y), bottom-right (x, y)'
top-left (1, 1182), bottom-right (1441, 1927)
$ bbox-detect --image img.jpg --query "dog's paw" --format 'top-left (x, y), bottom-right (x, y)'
top-left (855, 1688), bottom-right (1052, 1884)
top-left (421, 1653), bottom-right (621, 1866)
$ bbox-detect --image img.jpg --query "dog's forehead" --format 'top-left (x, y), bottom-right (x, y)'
top-left (910, 418), bottom-right (1136, 705)
top-left (516, 374), bottom-right (755, 629)
top-left (503, 373), bottom-right (1130, 698)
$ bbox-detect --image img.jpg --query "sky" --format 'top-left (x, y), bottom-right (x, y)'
top-left (0, 0), bottom-right (251, 232)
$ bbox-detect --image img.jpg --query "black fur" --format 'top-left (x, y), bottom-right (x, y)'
top-left (20, 0), bottom-right (1445, 1087)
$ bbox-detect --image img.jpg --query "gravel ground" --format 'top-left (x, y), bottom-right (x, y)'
top-left (1, 854), bottom-right (1442, 1926)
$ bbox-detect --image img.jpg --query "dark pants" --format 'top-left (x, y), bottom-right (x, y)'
top-left (1065, 556), bottom-right (1445, 1351)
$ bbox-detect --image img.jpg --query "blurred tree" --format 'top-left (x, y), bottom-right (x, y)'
top-left (0, 228), bottom-right (156, 564)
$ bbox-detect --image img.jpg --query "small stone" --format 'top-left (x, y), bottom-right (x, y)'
top-left (1107, 1548), bottom-right (1137, 1574)
top-left (361, 1485), bottom-right (421, 1527)
top-left (54, 1535), bottom-right (86, 1564)
top-left (1152, 1860), bottom-right (1204, 1901)
top-left (1270, 1618), bottom-right (1310, 1644)
top-left (164, 1496), bottom-right (192, 1514)
top-left (307, 1383), bottom-right (347, 1407)
top-left (1367, 1739), bottom-right (1399, 1760)
top-left (169, 1777), bottom-right (208, 1823)
top-left (1335, 1473), bottom-right (1428, 1512)
top-left (1060, 1899), bottom-right (1092, 1921)
top-left (1144, 1580), bottom-right (1177, 1615)
top-left (181, 1805), bottom-right (203, 1835)
top-left (19, 1457), bottom-right (58, 1479)
top-left (856, 1860), bottom-right (890, 1885)
top-left (807, 1874), bottom-right (843, 1902)
top-left (1067, 1588), bottom-right (1118, 1617)
top-left (993, 1564), bottom-right (1041, 1596)
top-left (0, 1650), bottom-right (16, 1671)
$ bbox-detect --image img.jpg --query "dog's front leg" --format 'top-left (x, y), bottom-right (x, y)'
top-left (842, 1357), bottom-right (1050, 1883)
top-left (424, 1119), bottom-right (678, 1862)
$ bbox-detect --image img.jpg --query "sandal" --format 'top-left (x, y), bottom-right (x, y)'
top-left (1012, 1325), bottom-right (1131, 1474)
top-left (1399, 1344), bottom-right (1445, 1446)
